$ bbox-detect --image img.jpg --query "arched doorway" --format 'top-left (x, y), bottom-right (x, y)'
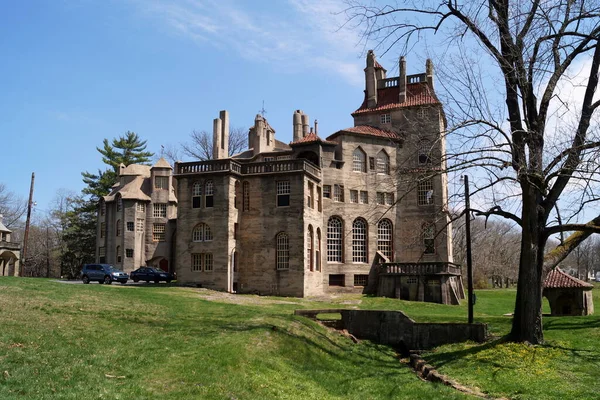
top-left (0, 250), bottom-right (19, 277)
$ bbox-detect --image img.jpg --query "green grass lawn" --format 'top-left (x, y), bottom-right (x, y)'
top-left (0, 278), bottom-right (599, 399)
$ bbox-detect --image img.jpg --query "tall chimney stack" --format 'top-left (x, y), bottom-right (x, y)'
top-left (219, 110), bottom-right (229, 158)
top-left (399, 56), bottom-right (407, 104)
top-left (212, 117), bottom-right (222, 159)
top-left (365, 50), bottom-right (378, 108)
top-left (301, 113), bottom-right (309, 137)
top-left (293, 110), bottom-right (303, 142)
top-left (426, 59), bottom-right (434, 88)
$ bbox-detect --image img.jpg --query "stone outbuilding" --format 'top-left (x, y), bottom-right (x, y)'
top-left (543, 268), bottom-right (594, 316)
top-left (0, 215), bottom-right (20, 276)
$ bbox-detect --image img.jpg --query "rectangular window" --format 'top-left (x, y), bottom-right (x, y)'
top-left (264, 157), bottom-right (275, 162)
top-left (308, 182), bottom-right (314, 209)
top-left (360, 191), bottom-right (368, 204)
top-left (153, 203), bottom-right (167, 218)
top-left (100, 222), bottom-right (106, 238)
top-left (126, 222), bottom-right (134, 231)
top-left (354, 274), bottom-right (369, 287)
top-left (317, 187), bottom-right (322, 211)
top-left (154, 176), bottom-right (169, 190)
top-left (323, 185), bottom-right (331, 199)
top-left (153, 223), bottom-right (166, 242)
top-left (234, 223), bottom-right (238, 240)
top-left (424, 224), bottom-right (435, 254)
top-left (136, 203), bottom-right (146, 213)
top-left (328, 274), bottom-right (345, 287)
top-left (126, 248), bottom-right (134, 258)
top-left (380, 114), bottom-right (391, 124)
top-left (204, 253), bottom-right (213, 271)
top-left (242, 181), bottom-right (250, 211)
top-left (377, 192), bottom-right (385, 205)
top-left (385, 192), bottom-right (394, 206)
top-left (205, 182), bottom-right (214, 208)
top-left (369, 157), bottom-right (375, 170)
top-left (277, 181), bottom-right (290, 207)
top-left (333, 184), bottom-right (344, 202)
top-left (136, 218), bottom-right (144, 232)
top-left (192, 253), bottom-right (202, 272)
top-left (350, 190), bottom-right (358, 203)
top-left (99, 247), bottom-right (106, 263)
top-left (418, 179), bottom-right (434, 205)
top-left (100, 202), bottom-right (105, 216)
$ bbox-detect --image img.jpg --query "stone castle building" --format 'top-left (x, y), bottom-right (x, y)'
top-left (0, 215), bottom-right (20, 277)
top-left (96, 52), bottom-right (464, 304)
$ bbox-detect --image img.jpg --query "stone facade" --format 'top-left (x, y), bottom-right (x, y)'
top-left (171, 51), bottom-right (462, 301)
top-left (96, 159), bottom-right (177, 274)
top-left (0, 215), bottom-right (20, 276)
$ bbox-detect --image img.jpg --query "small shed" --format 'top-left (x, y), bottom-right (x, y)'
top-left (543, 268), bottom-right (594, 316)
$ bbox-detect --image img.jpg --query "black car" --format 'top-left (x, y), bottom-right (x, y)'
top-left (130, 267), bottom-right (173, 283)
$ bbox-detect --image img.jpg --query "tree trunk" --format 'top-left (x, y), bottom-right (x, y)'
top-left (510, 183), bottom-right (546, 344)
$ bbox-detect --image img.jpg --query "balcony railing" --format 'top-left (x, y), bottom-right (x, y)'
top-left (380, 262), bottom-right (461, 276)
top-left (176, 159), bottom-right (321, 179)
top-left (0, 241), bottom-right (21, 251)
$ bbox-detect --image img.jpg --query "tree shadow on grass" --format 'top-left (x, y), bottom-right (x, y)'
top-left (544, 317), bottom-right (600, 331)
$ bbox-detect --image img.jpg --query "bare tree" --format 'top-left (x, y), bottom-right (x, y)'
top-left (163, 126), bottom-right (248, 163)
top-left (0, 183), bottom-right (27, 229)
top-left (346, 1), bottom-right (600, 343)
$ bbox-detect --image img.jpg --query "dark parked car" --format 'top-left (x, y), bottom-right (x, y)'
top-left (130, 267), bottom-right (173, 283)
top-left (80, 264), bottom-right (129, 285)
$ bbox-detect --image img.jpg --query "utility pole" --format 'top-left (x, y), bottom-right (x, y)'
top-left (46, 226), bottom-right (50, 278)
top-left (464, 175), bottom-right (474, 324)
top-left (21, 172), bottom-right (35, 277)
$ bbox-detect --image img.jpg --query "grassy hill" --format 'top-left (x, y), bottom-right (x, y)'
top-left (0, 278), bottom-right (599, 399)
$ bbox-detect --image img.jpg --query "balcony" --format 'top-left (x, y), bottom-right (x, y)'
top-left (380, 262), bottom-right (461, 276)
top-left (0, 241), bottom-right (20, 252)
top-left (176, 159), bottom-right (321, 180)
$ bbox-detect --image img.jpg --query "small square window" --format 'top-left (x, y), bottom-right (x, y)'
top-left (136, 218), bottom-right (144, 232)
top-left (126, 249), bottom-right (134, 258)
top-left (377, 192), bottom-right (385, 205)
top-left (328, 274), bottom-right (345, 287)
top-left (153, 203), bottom-right (167, 218)
top-left (136, 203), bottom-right (146, 212)
top-left (153, 223), bottom-right (166, 242)
top-left (350, 190), bottom-right (358, 203)
top-left (380, 114), bottom-right (391, 124)
top-left (385, 192), bottom-right (394, 206)
top-left (354, 274), bottom-right (368, 287)
top-left (126, 222), bottom-right (134, 231)
top-left (155, 176), bottom-right (169, 190)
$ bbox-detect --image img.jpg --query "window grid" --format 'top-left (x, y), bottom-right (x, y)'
top-left (418, 179), bottom-right (434, 205)
top-left (136, 218), bottom-right (144, 232)
top-left (317, 187), bottom-right (322, 211)
top-left (204, 253), bottom-right (213, 271)
top-left (385, 192), bottom-right (394, 206)
top-left (352, 219), bottom-right (367, 263)
top-left (116, 220), bottom-right (121, 237)
top-left (423, 223), bottom-right (435, 254)
top-left (354, 274), bottom-right (369, 287)
top-left (308, 182), bottom-right (314, 208)
top-left (192, 182), bottom-right (202, 209)
top-left (126, 222), bottom-right (134, 231)
top-left (153, 223), bottom-right (166, 242)
top-left (276, 233), bottom-right (290, 270)
top-left (192, 253), bottom-right (202, 272)
top-left (316, 229), bottom-right (321, 271)
top-left (360, 191), bottom-right (369, 204)
top-left (419, 141), bottom-right (432, 165)
top-left (307, 226), bottom-right (314, 271)
top-left (377, 220), bottom-right (393, 260)
top-left (380, 114), bottom-right (391, 124)
top-left (136, 202), bottom-right (146, 213)
top-left (205, 181), bottom-right (214, 207)
top-left (377, 192), bottom-right (385, 205)
top-left (333, 184), bottom-right (344, 202)
top-left (155, 176), bottom-right (169, 190)
top-left (350, 190), bottom-right (358, 203)
top-left (277, 181), bottom-right (290, 207)
top-left (153, 203), bottom-right (167, 218)
top-left (126, 248), bottom-right (134, 258)
top-left (327, 217), bottom-right (343, 262)
top-left (242, 181), bottom-right (250, 211)
top-left (99, 247), bottom-right (106, 257)
top-left (100, 222), bottom-right (106, 238)
top-left (353, 148), bottom-right (366, 172)
top-left (376, 151), bottom-right (390, 174)
top-left (323, 185), bottom-right (331, 199)
top-left (116, 196), bottom-right (122, 212)
top-left (192, 223), bottom-right (212, 242)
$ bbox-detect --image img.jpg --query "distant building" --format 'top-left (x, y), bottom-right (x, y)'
top-left (0, 215), bottom-right (20, 276)
top-left (96, 160), bottom-right (177, 273)
top-left (168, 51), bottom-right (463, 303)
top-left (543, 267), bottom-right (594, 316)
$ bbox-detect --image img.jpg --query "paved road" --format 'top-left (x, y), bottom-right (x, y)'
top-left (55, 280), bottom-right (171, 286)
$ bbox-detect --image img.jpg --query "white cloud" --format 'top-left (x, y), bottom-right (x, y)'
top-left (131, 0), bottom-right (364, 85)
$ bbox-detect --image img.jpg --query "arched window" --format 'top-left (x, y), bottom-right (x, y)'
top-left (423, 223), bottom-right (435, 254)
top-left (307, 225), bottom-right (314, 271)
top-left (192, 182), bottom-right (202, 209)
top-left (116, 219), bottom-right (121, 237)
top-left (352, 218), bottom-right (368, 263)
top-left (353, 148), bottom-right (367, 172)
top-left (376, 150), bottom-right (390, 174)
top-left (377, 219), bottom-right (393, 260)
top-left (276, 232), bottom-right (289, 270)
top-left (205, 180), bottom-right (214, 207)
top-left (192, 223), bottom-right (212, 242)
top-left (418, 141), bottom-right (432, 165)
top-left (327, 217), bottom-right (344, 262)
top-left (242, 181), bottom-right (250, 211)
top-left (316, 228), bottom-right (322, 271)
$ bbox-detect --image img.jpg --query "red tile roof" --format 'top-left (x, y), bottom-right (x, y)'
top-left (352, 82), bottom-right (440, 115)
top-left (543, 268), bottom-right (594, 289)
top-left (289, 133), bottom-right (337, 146)
top-left (329, 125), bottom-right (400, 140)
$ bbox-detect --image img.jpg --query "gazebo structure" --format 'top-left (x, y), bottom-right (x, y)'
top-left (543, 268), bottom-right (594, 316)
top-left (0, 215), bottom-right (20, 277)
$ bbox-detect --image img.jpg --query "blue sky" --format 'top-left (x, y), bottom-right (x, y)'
top-left (1, 0), bottom-right (422, 213)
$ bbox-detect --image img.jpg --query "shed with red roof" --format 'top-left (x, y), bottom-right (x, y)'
top-left (543, 268), bottom-right (594, 316)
